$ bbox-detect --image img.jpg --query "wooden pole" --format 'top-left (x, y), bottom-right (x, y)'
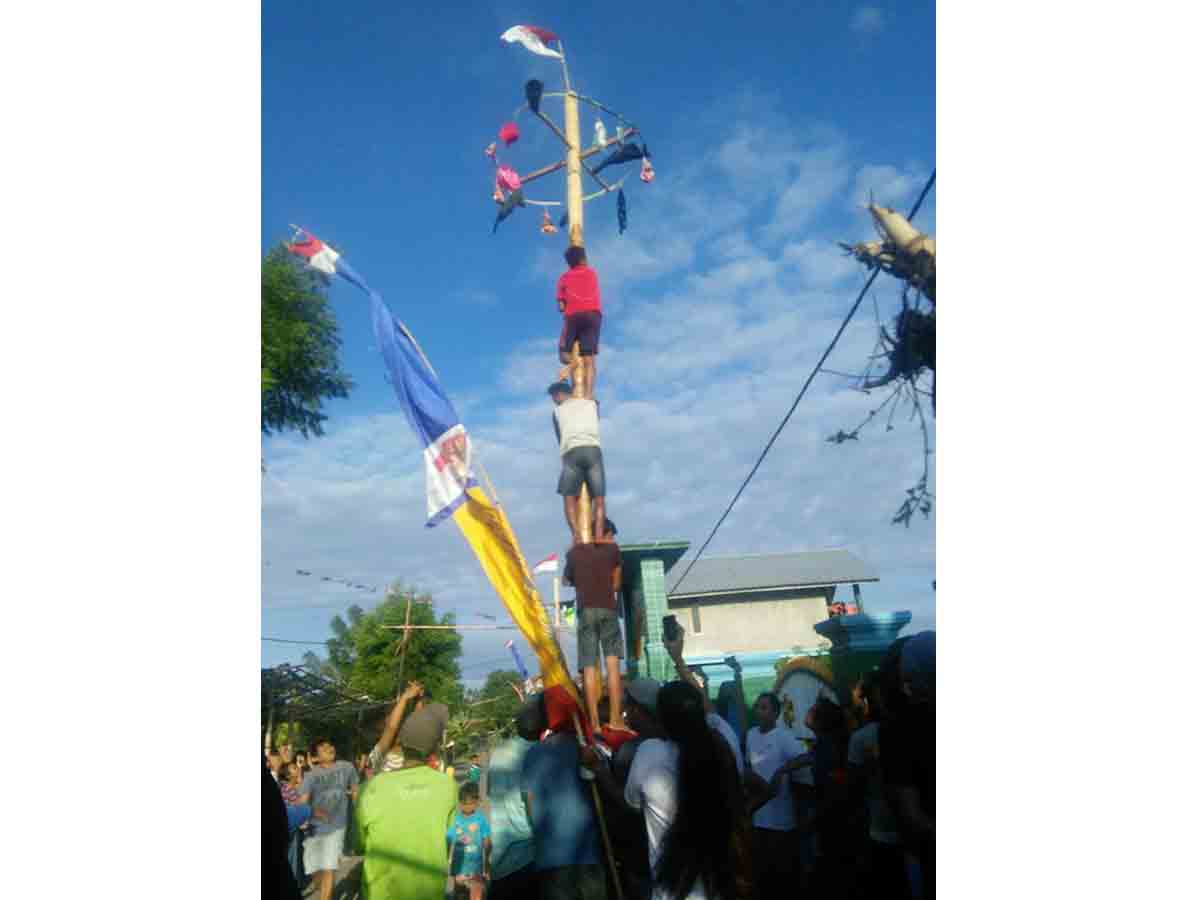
top-left (554, 574), bottom-right (561, 629)
top-left (571, 712), bottom-right (625, 900)
top-left (564, 90), bottom-right (584, 249)
top-left (517, 127), bottom-right (638, 188)
top-left (561, 88), bottom-right (594, 544)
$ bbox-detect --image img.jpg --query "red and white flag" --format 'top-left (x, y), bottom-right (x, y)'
top-left (532, 553), bottom-right (559, 575)
top-left (500, 25), bottom-right (562, 59)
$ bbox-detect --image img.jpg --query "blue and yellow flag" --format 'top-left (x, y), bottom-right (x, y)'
top-left (286, 231), bottom-right (578, 698)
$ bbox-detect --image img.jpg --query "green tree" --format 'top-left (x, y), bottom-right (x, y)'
top-left (322, 586), bottom-right (465, 708)
top-left (261, 244), bottom-right (353, 438)
top-left (466, 669), bottom-right (526, 741)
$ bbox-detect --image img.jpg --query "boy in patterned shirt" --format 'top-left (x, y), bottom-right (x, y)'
top-left (448, 782), bottom-right (492, 900)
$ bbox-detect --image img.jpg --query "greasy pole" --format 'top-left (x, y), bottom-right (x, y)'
top-left (564, 89), bottom-right (585, 249)
top-left (563, 85), bottom-right (592, 543)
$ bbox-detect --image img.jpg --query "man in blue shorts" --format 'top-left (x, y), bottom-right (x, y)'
top-left (549, 380), bottom-right (606, 545)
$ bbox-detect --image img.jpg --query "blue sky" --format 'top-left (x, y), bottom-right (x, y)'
top-left (261, 0), bottom-right (936, 681)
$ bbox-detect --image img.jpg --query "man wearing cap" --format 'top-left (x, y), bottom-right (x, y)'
top-left (563, 517), bottom-right (625, 734)
top-left (364, 680), bottom-right (425, 774)
top-left (354, 703), bottom-right (456, 900)
top-left (548, 380), bottom-right (607, 546)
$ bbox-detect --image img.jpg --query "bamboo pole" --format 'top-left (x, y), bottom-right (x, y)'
top-left (572, 711), bottom-right (625, 900)
top-left (564, 91), bottom-right (584, 248)
top-left (519, 128), bottom-right (638, 186)
top-left (554, 575), bottom-right (561, 629)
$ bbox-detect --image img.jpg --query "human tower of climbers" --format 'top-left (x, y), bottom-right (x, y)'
top-left (541, 244), bottom-right (631, 739)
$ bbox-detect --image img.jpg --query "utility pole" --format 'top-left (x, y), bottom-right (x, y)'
top-left (396, 591), bottom-right (414, 691)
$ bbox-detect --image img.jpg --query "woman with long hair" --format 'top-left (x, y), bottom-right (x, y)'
top-left (624, 680), bottom-right (749, 900)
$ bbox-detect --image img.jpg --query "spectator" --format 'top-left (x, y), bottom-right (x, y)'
top-left (849, 671), bottom-right (910, 898)
top-left (355, 703), bottom-right (456, 900)
top-left (279, 762), bottom-right (310, 894)
top-left (806, 697), bottom-right (852, 894)
top-left (264, 755), bottom-right (303, 900)
top-left (594, 678), bottom-right (662, 900)
top-left (297, 738), bottom-right (359, 900)
top-left (448, 782), bottom-right (492, 900)
top-left (466, 754), bottom-right (483, 785)
top-left (280, 762), bottom-right (303, 806)
top-left (522, 688), bottom-right (606, 900)
top-left (585, 680), bottom-right (750, 900)
top-left (745, 692), bottom-right (811, 899)
top-left (295, 751), bottom-right (309, 774)
top-left (715, 682), bottom-right (747, 753)
top-left (879, 632), bottom-right (935, 900)
top-left (613, 677), bottom-right (664, 783)
top-left (366, 680), bottom-right (426, 772)
top-left (664, 632), bottom-right (744, 776)
top-left (267, 748), bottom-right (284, 782)
top-left (486, 696), bottom-right (542, 900)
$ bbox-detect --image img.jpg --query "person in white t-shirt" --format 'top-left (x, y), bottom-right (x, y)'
top-left (745, 692), bottom-right (813, 897)
top-left (596, 681), bottom-right (746, 900)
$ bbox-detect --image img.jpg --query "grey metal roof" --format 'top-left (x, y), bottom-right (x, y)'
top-left (669, 550), bottom-right (879, 598)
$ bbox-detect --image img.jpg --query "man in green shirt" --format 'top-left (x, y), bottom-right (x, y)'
top-left (355, 703), bottom-right (456, 900)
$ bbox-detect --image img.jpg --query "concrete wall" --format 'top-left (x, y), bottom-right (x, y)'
top-left (668, 587), bottom-right (833, 656)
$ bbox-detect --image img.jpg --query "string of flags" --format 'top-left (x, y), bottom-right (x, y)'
top-left (293, 569), bottom-right (379, 593)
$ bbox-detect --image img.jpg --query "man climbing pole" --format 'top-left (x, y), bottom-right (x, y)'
top-left (563, 517), bottom-right (627, 735)
top-left (549, 379), bottom-right (607, 545)
top-left (556, 246), bottom-right (602, 399)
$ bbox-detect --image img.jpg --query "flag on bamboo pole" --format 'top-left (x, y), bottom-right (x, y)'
top-left (285, 228), bottom-right (579, 700)
top-left (500, 25), bottom-right (562, 59)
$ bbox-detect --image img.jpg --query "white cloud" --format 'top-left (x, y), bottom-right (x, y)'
top-left (263, 100), bottom-right (935, 683)
top-left (850, 7), bottom-right (887, 36)
top-left (851, 163), bottom-right (925, 212)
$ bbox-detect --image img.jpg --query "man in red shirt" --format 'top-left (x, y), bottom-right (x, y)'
top-left (563, 518), bottom-right (626, 734)
top-left (556, 246), bottom-right (602, 399)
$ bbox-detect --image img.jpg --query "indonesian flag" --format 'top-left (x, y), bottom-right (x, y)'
top-left (532, 553), bottom-right (558, 575)
top-left (500, 25), bottom-right (562, 59)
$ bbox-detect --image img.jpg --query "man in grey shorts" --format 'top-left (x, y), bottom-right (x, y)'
top-left (549, 380), bottom-right (607, 544)
top-left (563, 518), bottom-right (627, 734)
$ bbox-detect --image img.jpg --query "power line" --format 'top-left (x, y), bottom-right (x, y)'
top-left (668, 170), bottom-right (936, 596)
top-left (263, 637), bottom-right (329, 646)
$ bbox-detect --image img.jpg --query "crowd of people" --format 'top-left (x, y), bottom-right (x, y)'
top-left (262, 628), bottom-right (934, 900)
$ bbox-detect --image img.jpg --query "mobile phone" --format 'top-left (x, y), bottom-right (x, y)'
top-left (662, 615), bottom-right (681, 642)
